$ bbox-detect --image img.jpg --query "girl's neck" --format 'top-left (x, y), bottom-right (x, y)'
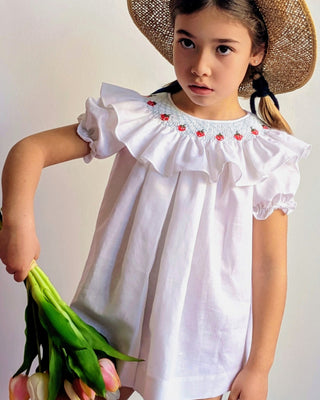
top-left (171, 90), bottom-right (247, 121)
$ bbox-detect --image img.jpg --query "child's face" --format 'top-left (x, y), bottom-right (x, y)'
top-left (172, 6), bottom-right (264, 119)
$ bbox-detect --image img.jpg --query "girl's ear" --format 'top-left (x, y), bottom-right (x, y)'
top-left (249, 47), bottom-right (265, 67)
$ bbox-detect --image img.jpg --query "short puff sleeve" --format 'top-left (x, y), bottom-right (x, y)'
top-left (77, 96), bottom-right (124, 163)
top-left (253, 160), bottom-right (302, 220)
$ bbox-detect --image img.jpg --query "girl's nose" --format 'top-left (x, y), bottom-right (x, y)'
top-left (191, 50), bottom-right (212, 77)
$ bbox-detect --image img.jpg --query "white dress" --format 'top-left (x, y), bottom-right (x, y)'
top-left (71, 83), bottom-right (310, 400)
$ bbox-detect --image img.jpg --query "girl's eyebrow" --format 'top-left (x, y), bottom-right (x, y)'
top-left (176, 29), bottom-right (196, 38)
top-left (175, 29), bottom-right (240, 44)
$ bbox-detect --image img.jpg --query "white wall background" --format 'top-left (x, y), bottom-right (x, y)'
top-left (0, 0), bottom-right (319, 398)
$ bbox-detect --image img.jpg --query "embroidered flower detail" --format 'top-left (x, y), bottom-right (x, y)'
top-left (234, 132), bottom-right (243, 141)
top-left (196, 130), bottom-right (205, 137)
top-left (215, 133), bottom-right (224, 141)
top-left (147, 100), bottom-right (157, 107)
top-left (178, 124), bottom-right (186, 132)
top-left (146, 92), bottom-right (264, 142)
top-left (161, 114), bottom-right (170, 121)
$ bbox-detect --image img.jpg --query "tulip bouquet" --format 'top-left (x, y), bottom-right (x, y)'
top-left (8, 261), bottom-right (141, 400)
top-left (1, 211), bottom-right (140, 400)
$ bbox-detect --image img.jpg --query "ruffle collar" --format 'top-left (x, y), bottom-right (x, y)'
top-left (98, 83), bottom-right (311, 185)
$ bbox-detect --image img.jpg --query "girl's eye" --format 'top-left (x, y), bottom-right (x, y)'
top-left (179, 38), bottom-right (195, 49)
top-left (217, 45), bottom-right (232, 55)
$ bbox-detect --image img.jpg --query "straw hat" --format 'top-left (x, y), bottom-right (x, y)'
top-left (127, 0), bottom-right (317, 97)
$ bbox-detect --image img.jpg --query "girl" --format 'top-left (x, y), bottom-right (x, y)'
top-left (0, 0), bottom-right (316, 399)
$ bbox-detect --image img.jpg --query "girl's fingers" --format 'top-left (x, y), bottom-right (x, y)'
top-left (3, 254), bottom-right (35, 281)
top-left (14, 271), bottom-right (29, 282)
top-left (228, 388), bottom-right (241, 400)
top-left (5, 265), bottom-right (15, 275)
top-left (5, 264), bottom-right (29, 282)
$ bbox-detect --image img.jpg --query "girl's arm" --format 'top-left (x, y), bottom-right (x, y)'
top-left (229, 209), bottom-right (288, 400)
top-left (0, 124), bottom-right (90, 282)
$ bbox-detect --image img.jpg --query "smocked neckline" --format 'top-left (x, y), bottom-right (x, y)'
top-left (167, 93), bottom-right (249, 124)
top-left (145, 91), bottom-right (268, 143)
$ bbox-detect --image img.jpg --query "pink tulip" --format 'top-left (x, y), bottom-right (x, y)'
top-left (99, 358), bottom-right (121, 393)
top-left (72, 379), bottom-right (95, 400)
top-left (9, 374), bottom-right (29, 400)
top-left (27, 373), bottom-right (49, 400)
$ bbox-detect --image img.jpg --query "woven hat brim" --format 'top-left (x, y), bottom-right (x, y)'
top-left (128, 0), bottom-right (317, 97)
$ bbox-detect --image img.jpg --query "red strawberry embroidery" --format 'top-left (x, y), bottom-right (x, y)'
top-left (161, 114), bottom-right (170, 121)
top-left (215, 134), bottom-right (224, 141)
top-left (251, 128), bottom-right (259, 135)
top-left (234, 132), bottom-right (243, 141)
top-left (196, 130), bottom-right (205, 137)
top-left (262, 125), bottom-right (270, 129)
top-left (147, 100), bottom-right (156, 107)
top-left (178, 125), bottom-right (186, 132)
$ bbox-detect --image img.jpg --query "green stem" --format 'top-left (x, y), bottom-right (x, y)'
top-left (29, 268), bottom-right (78, 329)
top-left (29, 269), bottom-right (64, 314)
top-left (33, 266), bottom-right (62, 304)
top-left (28, 268), bottom-right (87, 348)
top-left (30, 266), bottom-right (86, 338)
top-left (30, 288), bottom-right (43, 373)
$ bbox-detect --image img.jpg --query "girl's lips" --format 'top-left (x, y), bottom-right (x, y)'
top-left (189, 85), bottom-right (214, 95)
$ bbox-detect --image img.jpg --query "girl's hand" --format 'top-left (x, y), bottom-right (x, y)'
top-left (228, 364), bottom-right (268, 400)
top-left (0, 218), bottom-right (40, 282)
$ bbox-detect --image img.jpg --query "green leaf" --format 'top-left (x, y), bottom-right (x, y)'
top-left (14, 287), bottom-right (48, 376)
top-left (66, 308), bottom-right (142, 362)
top-left (38, 301), bottom-right (86, 350)
top-left (67, 348), bottom-right (106, 397)
top-left (48, 340), bottom-right (63, 400)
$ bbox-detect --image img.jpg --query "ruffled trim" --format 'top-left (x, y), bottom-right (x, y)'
top-left (81, 83), bottom-right (311, 186)
top-left (253, 193), bottom-right (297, 220)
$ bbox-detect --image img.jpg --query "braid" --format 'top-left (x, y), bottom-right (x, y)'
top-left (250, 73), bottom-right (292, 134)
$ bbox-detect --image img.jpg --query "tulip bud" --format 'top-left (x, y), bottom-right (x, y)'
top-left (64, 380), bottom-right (81, 400)
top-left (27, 373), bottom-right (49, 400)
top-left (72, 379), bottom-right (95, 400)
top-left (98, 359), bottom-right (121, 393)
top-left (9, 374), bottom-right (29, 400)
